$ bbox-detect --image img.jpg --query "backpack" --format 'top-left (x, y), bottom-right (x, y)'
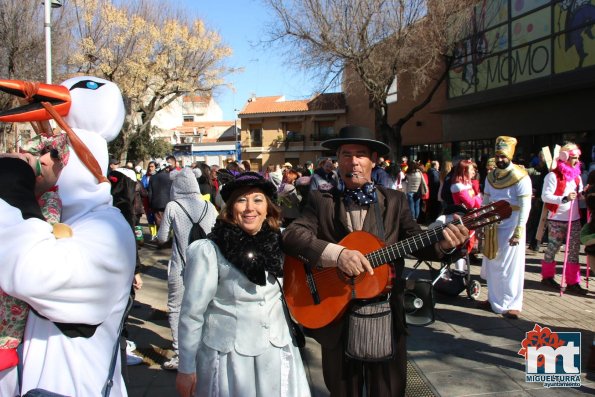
top-left (173, 201), bottom-right (208, 265)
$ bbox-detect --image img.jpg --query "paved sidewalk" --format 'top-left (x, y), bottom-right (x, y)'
top-left (406, 248), bottom-right (594, 396)
top-left (126, 242), bottom-right (594, 396)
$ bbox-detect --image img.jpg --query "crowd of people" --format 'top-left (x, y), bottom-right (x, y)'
top-left (108, 132), bottom-right (593, 393)
top-left (0, 76), bottom-right (592, 397)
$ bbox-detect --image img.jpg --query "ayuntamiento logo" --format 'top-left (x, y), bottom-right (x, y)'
top-left (518, 324), bottom-right (581, 388)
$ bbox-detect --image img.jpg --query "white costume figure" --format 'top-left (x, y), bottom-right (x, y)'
top-left (0, 77), bottom-right (136, 396)
top-left (481, 136), bottom-right (532, 317)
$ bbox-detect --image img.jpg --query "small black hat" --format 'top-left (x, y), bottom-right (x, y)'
top-left (109, 158), bottom-right (119, 165)
top-left (321, 125), bottom-right (390, 156)
top-left (220, 171), bottom-right (277, 203)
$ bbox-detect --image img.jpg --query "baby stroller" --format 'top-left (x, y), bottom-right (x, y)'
top-left (406, 205), bottom-right (481, 300)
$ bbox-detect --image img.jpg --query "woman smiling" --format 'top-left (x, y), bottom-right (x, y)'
top-left (176, 172), bottom-right (310, 397)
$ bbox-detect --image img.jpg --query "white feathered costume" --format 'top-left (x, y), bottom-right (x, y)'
top-left (0, 77), bottom-right (136, 396)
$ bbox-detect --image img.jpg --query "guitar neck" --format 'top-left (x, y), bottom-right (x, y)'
top-left (365, 221), bottom-right (458, 268)
top-left (363, 200), bottom-right (510, 269)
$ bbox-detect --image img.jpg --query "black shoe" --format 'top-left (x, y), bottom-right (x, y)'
top-left (503, 310), bottom-right (520, 320)
top-left (541, 278), bottom-right (561, 290)
top-left (565, 283), bottom-right (588, 295)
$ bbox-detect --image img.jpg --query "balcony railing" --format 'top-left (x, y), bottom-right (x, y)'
top-left (286, 133), bottom-right (305, 142)
top-left (310, 132), bottom-right (337, 142)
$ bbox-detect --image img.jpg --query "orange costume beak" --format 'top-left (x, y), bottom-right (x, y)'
top-left (0, 80), bottom-right (71, 122)
top-left (0, 78), bottom-right (107, 184)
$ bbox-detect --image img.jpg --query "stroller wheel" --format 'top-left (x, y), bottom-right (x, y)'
top-left (468, 280), bottom-right (481, 300)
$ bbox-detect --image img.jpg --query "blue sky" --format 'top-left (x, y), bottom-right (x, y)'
top-left (182, 0), bottom-right (328, 120)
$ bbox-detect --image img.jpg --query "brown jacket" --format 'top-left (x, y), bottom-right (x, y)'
top-left (282, 186), bottom-right (444, 348)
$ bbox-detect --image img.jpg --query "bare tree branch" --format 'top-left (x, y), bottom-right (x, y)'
top-left (263, 0), bottom-right (477, 158)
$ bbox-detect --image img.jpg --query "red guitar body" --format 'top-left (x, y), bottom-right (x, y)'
top-left (283, 231), bottom-right (391, 329)
top-left (283, 199), bottom-right (512, 329)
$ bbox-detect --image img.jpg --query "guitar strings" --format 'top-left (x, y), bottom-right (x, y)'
top-left (364, 208), bottom-right (489, 265)
top-left (306, 201), bottom-right (504, 279)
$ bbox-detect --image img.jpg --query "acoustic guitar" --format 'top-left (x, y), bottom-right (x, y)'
top-left (283, 200), bottom-right (512, 329)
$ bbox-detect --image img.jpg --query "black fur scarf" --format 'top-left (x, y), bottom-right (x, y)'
top-left (207, 220), bottom-right (284, 286)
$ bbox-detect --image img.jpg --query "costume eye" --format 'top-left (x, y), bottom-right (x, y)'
top-left (69, 79), bottom-right (105, 91)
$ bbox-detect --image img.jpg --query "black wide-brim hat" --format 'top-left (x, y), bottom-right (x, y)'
top-left (220, 171), bottom-right (278, 203)
top-left (321, 125), bottom-right (391, 156)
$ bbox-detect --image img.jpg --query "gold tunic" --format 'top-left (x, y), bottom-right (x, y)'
top-left (486, 164), bottom-right (528, 190)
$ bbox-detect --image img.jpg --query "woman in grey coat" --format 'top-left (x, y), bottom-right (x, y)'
top-left (157, 167), bottom-right (218, 370)
top-left (404, 163), bottom-right (423, 220)
top-left (176, 172), bottom-right (310, 397)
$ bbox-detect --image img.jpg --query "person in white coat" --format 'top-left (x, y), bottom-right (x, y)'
top-left (541, 143), bottom-right (587, 294)
top-left (176, 172), bottom-right (310, 397)
top-left (0, 76), bottom-right (136, 396)
top-left (480, 136), bottom-right (532, 319)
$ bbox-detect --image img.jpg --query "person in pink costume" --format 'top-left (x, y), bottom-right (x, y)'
top-left (450, 159), bottom-right (482, 210)
top-left (541, 143), bottom-right (587, 295)
top-left (450, 159), bottom-right (482, 264)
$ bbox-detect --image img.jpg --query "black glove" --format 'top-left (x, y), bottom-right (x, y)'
top-left (0, 157), bottom-right (44, 220)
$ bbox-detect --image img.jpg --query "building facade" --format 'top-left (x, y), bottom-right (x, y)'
top-left (344, 0), bottom-right (595, 166)
top-left (238, 93), bottom-right (347, 171)
top-left (443, 0), bottom-right (595, 164)
top-left (153, 95), bottom-right (240, 167)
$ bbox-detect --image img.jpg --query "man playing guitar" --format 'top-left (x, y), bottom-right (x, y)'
top-left (282, 125), bottom-right (469, 397)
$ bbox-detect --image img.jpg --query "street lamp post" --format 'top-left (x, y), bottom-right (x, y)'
top-left (44, 0), bottom-right (63, 84)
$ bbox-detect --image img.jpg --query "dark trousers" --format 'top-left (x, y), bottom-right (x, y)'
top-left (321, 333), bottom-right (407, 397)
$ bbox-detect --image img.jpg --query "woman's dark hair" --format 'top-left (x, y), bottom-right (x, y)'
top-left (198, 163), bottom-right (213, 188)
top-left (406, 162), bottom-right (419, 174)
top-left (219, 186), bottom-right (282, 231)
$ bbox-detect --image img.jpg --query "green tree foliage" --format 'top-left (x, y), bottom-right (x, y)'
top-left (111, 126), bottom-right (172, 162)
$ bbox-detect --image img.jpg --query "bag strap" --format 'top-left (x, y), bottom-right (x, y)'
top-left (21, 297), bottom-right (134, 396)
top-left (103, 295), bottom-right (134, 397)
top-left (274, 277), bottom-right (306, 348)
top-left (373, 201), bottom-right (386, 241)
top-left (373, 200), bottom-right (394, 291)
top-left (174, 200), bottom-right (194, 223)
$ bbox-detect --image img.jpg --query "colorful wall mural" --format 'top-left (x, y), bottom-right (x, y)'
top-left (449, 0), bottom-right (595, 98)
